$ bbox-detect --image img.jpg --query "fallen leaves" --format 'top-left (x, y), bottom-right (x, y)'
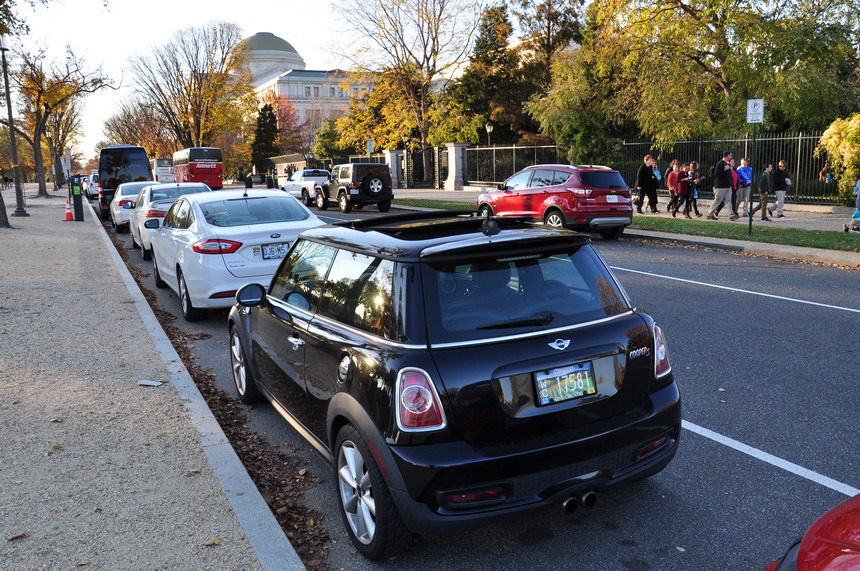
top-left (7, 532), bottom-right (27, 542)
top-left (203, 537), bottom-right (221, 547)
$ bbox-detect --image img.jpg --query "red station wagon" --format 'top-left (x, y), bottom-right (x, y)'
top-left (477, 164), bottom-right (633, 239)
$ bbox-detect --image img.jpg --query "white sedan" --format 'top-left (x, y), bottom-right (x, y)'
top-left (147, 189), bottom-right (324, 321)
top-left (109, 180), bottom-right (156, 233)
top-left (280, 168), bottom-right (330, 206)
top-left (129, 182), bottom-right (212, 260)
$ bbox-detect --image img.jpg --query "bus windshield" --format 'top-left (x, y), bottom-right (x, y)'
top-left (99, 146), bottom-right (152, 191)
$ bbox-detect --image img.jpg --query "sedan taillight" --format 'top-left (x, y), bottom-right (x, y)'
top-left (396, 368), bottom-right (447, 432)
top-left (192, 239), bottom-right (242, 254)
top-left (653, 323), bottom-right (671, 378)
top-left (144, 209), bottom-right (168, 218)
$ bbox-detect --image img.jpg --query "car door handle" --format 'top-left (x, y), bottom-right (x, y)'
top-left (289, 335), bottom-right (304, 350)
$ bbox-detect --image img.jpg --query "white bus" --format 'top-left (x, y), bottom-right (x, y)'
top-left (150, 158), bottom-right (173, 183)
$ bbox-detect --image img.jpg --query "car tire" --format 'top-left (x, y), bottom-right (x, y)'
top-left (599, 227), bottom-right (624, 240)
top-left (131, 231), bottom-right (140, 248)
top-left (334, 424), bottom-right (419, 560)
top-left (101, 208), bottom-right (110, 222)
top-left (141, 245), bottom-right (152, 261)
top-left (316, 190), bottom-right (329, 210)
top-left (179, 271), bottom-right (206, 322)
top-left (338, 192), bottom-right (352, 213)
top-left (152, 253), bottom-right (167, 288)
top-left (301, 189), bottom-right (313, 207)
top-left (377, 200), bottom-right (391, 213)
top-left (117, 222), bottom-right (127, 234)
top-left (543, 210), bottom-right (566, 228)
top-left (229, 325), bottom-right (262, 404)
top-left (479, 204), bottom-right (493, 217)
top-left (362, 175), bottom-right (386, 195)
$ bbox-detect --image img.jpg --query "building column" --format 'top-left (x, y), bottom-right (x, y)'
top-left (445, 142), bottom-right (469, 191)
top-left (383, 149), bottom-right (404, 188)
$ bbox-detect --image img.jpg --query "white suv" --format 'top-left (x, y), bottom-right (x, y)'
top-left (280, 169), bottom-right (330, 206)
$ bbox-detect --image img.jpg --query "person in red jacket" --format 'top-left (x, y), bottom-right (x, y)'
top-left (666, 162), bottom-right (681, 214)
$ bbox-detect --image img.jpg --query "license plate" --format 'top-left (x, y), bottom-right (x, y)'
top-left (606, 194), bottom-right (619, 203)
top-left (350, 188), bottom-right (360, 195)
top-left (261, 242), bottom-right (286, 260)
top-left (534, 362), bottom-right (596, 406)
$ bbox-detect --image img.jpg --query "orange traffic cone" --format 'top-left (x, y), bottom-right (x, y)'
top-left (64, 200), bottom-right (74, 221)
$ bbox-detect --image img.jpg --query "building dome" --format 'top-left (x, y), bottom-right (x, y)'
top-left (240, 32), bottom-right (306, 85)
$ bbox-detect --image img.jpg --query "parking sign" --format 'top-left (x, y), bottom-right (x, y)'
top-left (747, 99), bottom-right (764, 123)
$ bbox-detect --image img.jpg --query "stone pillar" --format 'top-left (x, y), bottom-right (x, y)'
top-left (383, 149), bottom-right (404, 188)
top-left (445, 142), bottom-right (469, 191)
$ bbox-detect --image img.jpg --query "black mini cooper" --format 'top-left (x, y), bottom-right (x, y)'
top-left (227, 211), bottom-right (681, 560)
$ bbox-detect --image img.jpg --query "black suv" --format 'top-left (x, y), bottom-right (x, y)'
top-left (228, 211), bottom-right (680, 560)
top-left (313, 162), bottom-right (393, 213)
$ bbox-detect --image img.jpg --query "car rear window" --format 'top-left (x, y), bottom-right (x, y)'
top-left (354, 165), bottom-right (390, 179)
top-left (579, 171), bottom-right (628, 189)
top-left (200, 196), bottom-right (311, 227)
top-left (421, 244), bottom-right (629, 343)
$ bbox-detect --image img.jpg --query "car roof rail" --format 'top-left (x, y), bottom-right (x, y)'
top-left (332, 210), bottom-right (536, 235)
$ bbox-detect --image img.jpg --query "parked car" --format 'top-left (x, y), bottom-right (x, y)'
top-left (129, 182), bottom-right (212, 260)
top-left (109, 181), bottom-right (156, 233)
top-left (477, 164), bottom-right (633, 240)
top-left (85, 170), bottom-right (99, 200)
top-left (313, 162), bottom-right (393, 213)
top-left (227, 210), bottom-right (680, 560)
top-left (147, 189), bottom-right (324, 321)
top-left (279, 168), bottom-right (330, 205)
top-left (764, 494), bottom-right (860, 571)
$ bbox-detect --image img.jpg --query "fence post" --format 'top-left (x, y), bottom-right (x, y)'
top-left (795, 132), bottom-right (803, 202)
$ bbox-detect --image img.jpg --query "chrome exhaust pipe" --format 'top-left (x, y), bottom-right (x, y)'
top-left (561, 496), bottom-right (578, 514)
top-left (578, 490), bottom-right (598, 508)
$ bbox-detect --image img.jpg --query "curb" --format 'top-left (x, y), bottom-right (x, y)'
top-left (87, 200), bottom-right (305, 571)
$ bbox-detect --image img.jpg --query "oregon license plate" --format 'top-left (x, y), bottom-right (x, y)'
top-left (261, 242), bottom-right (286, 260)
top-left (534, 362), bottom-right (597, 406)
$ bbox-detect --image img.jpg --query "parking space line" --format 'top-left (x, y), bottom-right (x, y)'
top-left (683, 420), bottom-right (859, 497)
top-left (611, 267), bottom-right (860, 313)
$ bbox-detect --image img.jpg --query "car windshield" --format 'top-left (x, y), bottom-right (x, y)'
top-left (200, 196), bottom-right (311, 227)
top-left (421, 244), bottom-right (630, 343)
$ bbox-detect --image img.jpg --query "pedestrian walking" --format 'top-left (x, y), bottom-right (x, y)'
top-left (769, 160), bottom-right (790, 218)
top-left (664, 159), bottom-right (678, 211)
top-left (672, 164), bottom-right (693, 218)
top-left (635, 155), bottom-right (660, 214)
top-left (688, 161), bottom-right (704, 217)
top-left (707, 151), bottom-right (738, 220)
top-left (819, 162), bottom-right (833, 183)
top-left (750, 163), bottom-right (773, 221)
top-left (736, 157), bottom-right (753, 217)
top-left (716, 158), bottom-right (740, 217)
top-left (666, 162), bottom-right (681, 214)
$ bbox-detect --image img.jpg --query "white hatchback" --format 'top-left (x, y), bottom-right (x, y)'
top-left (147, 189), bottom-right (324, 321)
top-left (129, 182), bottom-right (212, 260)
top-left (109, 180), bottom-right (157, 233)
top-left (280, 168), bottom-right (330, 206)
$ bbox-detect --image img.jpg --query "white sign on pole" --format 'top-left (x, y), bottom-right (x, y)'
top-left (747, 99), bottom-right (764, 124)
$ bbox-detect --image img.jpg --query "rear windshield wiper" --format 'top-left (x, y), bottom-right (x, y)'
top-left (477, 313), bottom-right (555, 330)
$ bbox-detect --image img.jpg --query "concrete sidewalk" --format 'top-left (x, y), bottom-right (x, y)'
top-left (0, 191), bottom-right (302, 570)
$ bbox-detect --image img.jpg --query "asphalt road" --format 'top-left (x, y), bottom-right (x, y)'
top-left (108, 205), bottom-right (859, 571)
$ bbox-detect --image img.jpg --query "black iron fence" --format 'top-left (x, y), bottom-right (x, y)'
top-left (466, 145), bottom-right (570, 186)
top-left (620, 132), bottom-right (838, 204)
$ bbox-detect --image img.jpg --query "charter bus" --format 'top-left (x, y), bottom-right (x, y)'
top-left (150, 158), bottom-right (173, 183)
top-left (172, 147), bottom-right (223, 189)
top-left (97, 145), bottom-right (152, 221)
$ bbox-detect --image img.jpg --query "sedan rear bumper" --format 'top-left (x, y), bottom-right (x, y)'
top-left (387, 382), bottom-right (681, 535)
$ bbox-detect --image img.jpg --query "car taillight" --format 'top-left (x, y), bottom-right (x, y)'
top-left (653, 323), bottom-right (671, 378)
top-left (396, 368), bottom-right (447, 432)
top-left (118, 199), bottom-right (133, 207)
top-left (144, 209), bottom-right (167, 218)
top-left (192, 239), bottom-right (242, 254)
top-left (570, 187), bottom-right (592, 197)
top-left (98, 188), bottom-right (103, 198)
top-left (350, 181), bottom-right (360, 189)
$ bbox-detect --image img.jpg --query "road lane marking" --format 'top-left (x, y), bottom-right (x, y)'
top-left (683, 420), bottom-right (859, 497)
top-left (611, 266), bottom-right (860, 314)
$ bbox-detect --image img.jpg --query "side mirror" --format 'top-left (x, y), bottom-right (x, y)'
top-left (123, 202), bottom-right (134, 209)
top-left (144, 219), bottom-right (160, 229)
top-left (497, 183), bottom-right (505, 191)
top-left (236, 283), bottom-right (266, 307)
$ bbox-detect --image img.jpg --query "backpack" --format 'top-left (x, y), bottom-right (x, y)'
top-left (709, 163), bottom-right (717, 179)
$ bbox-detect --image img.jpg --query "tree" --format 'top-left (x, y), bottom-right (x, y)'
top-left (127, 21), bottom-right (257, 149)
top-left (44, 95), bottom-right (82, 186)
top-left (251, 104), bottom-right (279, 174)
top-left (336, 69), bottom-right (418, 152)
top-left (261, 92), bottom-right (311, 154)
top-left (9, 45), bottom-right (111, 197)
top-left (337, 0), bottom-right (482, 179)
top-left (312, 118), bottom-right (351, 163)
top-left (510, 0), bottom-right (584, 87)
top-left (817, 114), bottom-right (860, 206)
top-left (103, 98), bottom-right (177, 158)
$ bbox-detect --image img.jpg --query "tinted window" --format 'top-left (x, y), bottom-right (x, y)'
top-left (200, 196), bottom-right (311, 227)
top-left (579, 171), bottom-right (627, 189)
top-left (173, 201), bottom-right (192, 229)
top-left (552, 171), bottom-right (572, 185)
top-left (162, 200), bottom-right (184, 228)
top-left (99, 146), bottom-right (151, 190)
top-left (270, 240), bottom-right (336, 312)
top-left (320, 250), bottom-right (395, 339)
top-left (421, 245), bottom-right (629, 343)
top-left (531, 169), bottom-right (554, 188)
top-left (188, 148), bottom-right (223, 162)
top-left (353, 165), bottom-right (390, 180)
top-left (504, 171), bottom-right (531, 191)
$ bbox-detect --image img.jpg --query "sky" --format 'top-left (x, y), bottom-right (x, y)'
top-left (11, 0), bottom-right (345, 160)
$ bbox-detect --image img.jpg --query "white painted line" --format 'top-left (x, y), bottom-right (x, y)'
top-left (683, 420), bottom-right (859, 497)
top-left (611, 266), bottom-right (860, 313)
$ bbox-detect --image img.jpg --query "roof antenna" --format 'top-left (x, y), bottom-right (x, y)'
top-left (481, 207), bottom-right (500, 237)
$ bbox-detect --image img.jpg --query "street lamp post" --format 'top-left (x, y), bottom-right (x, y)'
top-left (485, 121), bottom-right (494, 146)
top-left (0, 35), bottom-right (27, 217)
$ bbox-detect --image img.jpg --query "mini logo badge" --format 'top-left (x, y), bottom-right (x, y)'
top-left (270, 233), bottom-right (281, 239)
top-left (548, 339), bottom-right (570, 351)
top-left (629, 347), bottom-right (650, 359)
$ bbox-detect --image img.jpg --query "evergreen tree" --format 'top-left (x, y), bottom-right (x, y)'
top-left (251, 104), bottom-right (279, 174)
